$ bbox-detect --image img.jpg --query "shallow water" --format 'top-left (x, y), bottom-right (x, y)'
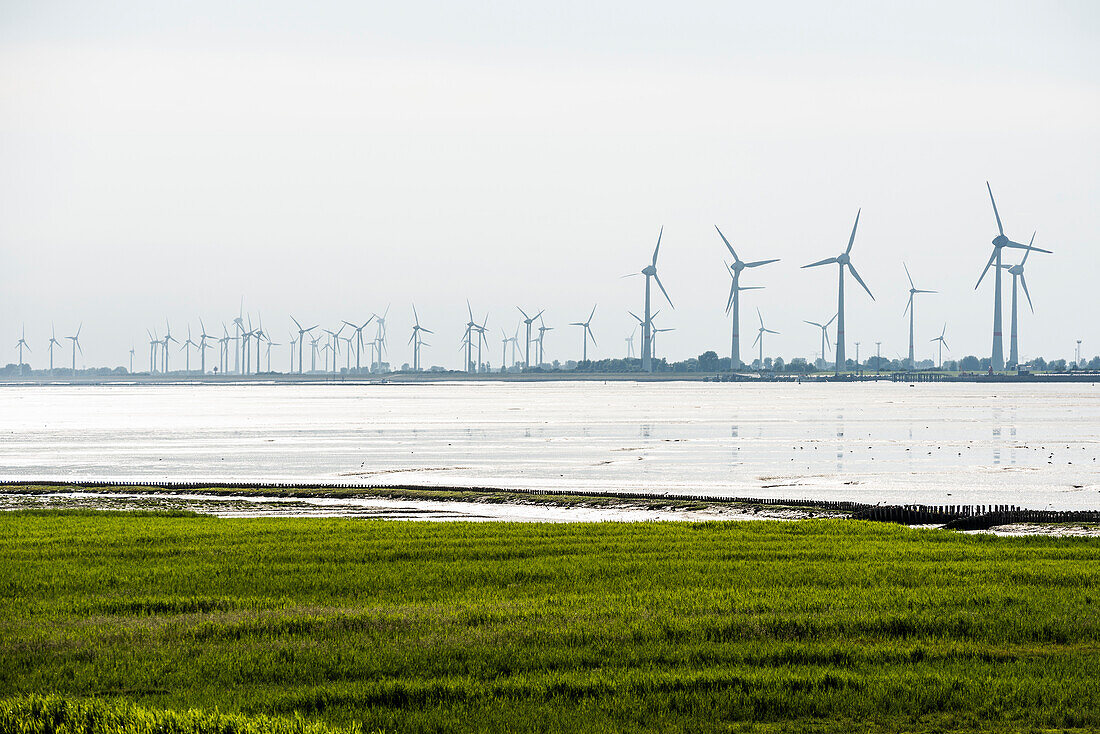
top-left (1, 381), bottom-right (1098, 510)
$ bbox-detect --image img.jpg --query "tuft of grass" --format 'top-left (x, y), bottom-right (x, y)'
top-left (2, 514), bottom-right (1099, 732)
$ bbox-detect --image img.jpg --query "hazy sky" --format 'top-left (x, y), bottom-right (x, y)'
top-left (2, 1), bottom-right (1097, 369)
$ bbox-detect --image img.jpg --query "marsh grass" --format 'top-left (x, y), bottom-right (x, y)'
top-left (2, 514), bottom-right (1099, 732)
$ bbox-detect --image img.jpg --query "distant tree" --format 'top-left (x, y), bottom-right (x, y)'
top-left (773, 357), bottom-right (785, 372)
top-left (1089, 356), bottom-right (1100, 370)
top-left (958, 355), bottom-right (980, 371)
top-left (1050, 359), bottom-right (1067, 372)
top-left (1028, 357), bottom-right (1047, 371)
top-left (697, 351), bottom-right (718, 372)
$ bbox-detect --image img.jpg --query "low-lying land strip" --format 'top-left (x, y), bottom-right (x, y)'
top-left (2, 512), bottom-right (1099, 732)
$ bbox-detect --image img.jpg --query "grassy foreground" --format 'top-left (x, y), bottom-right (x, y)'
top-left (2, 512), bottom-right (1099, 732)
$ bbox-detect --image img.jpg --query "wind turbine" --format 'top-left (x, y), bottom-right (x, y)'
top-left (147, 329), bottom-right (160, 373)
top-left (343, 317), bottom-right (375, 373)
top-left (373, 306), bottom-right (390, 369)
top-left (309, 332), bottom-right (323, 372)
top-left (1003, 233), bottom-right (1043, 368)
top-left (752, 309), bottom-right (779, 370)
top-left (508, 326), bottom-right (521, 367)
top-left (651, 325), bottom-right (674, 364)
top-left (290, 316), bottom-right (317, 374)
top-left (14, 326), bottom-right (30, 376)
top-left (289, 333), bottom-right (298, 373)
top-left (409, 305), bottom-right (432, 372)
top-left (162, 320), bottom-right (178, 373)
top-left (903, 263), bottom-right (936, 370)
top-left (48, 325), bottom-right (61, 372)
top-left (129, 345), bottom-right (135, 374)
top-left (803, 314), bottom-right (837, 365)
top-left (233, 299), bottom-right (245, 374)
top-left (623, 227), bottom-right (672, 372)
top-left (535, 317), bottom-right (553, 367)
top-left (66, 324), bottom-right (82, 372)
top-left (716, 226), bottom-right (778, 370)
top-left (199, 319), bottom-right (218, 375)
top-left (625, 324), bottom-right (637, 359)
top-left (931, 324), bottom-right (949, 369)
top-left (516, 307), bottom-right (544, 369)
top-left (802, 209), bottom-right (874, 374)
top-left (324, 325), bottom-right (345, 375)
top-left (180, 326), bottom-right (198, 372)
top-left (976, 183), bottom-right (1051, 370)
top-left (569, 305), bottom-right (598, 363)
top-left (499, 330), bottom-right (512, 373)
top-left (265, 335), bottom-right (281, 373)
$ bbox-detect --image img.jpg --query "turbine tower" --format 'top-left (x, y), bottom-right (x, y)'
top-left (65, 324), bottom-right (82, 372)
top-left (290, 316), bottom-right (317, 374)
top-left (517, 307), bottom-right (544, 368)
top-left (1003, 233), bottom-right (1045, 368)
top-left (803, 314), bottom-right (837, 366)
top-left (48, 325), bottom-right (61, 372)
top-left (409, 305), bottom-right (432, 372)
top-left (716, 226), bottom-right (778, 370)
top-left (931, 324), bottom-right (949, 369)
top-left (624, 227), bottom-right (672, 372)
top-left (802, 210), bottom-right (874, 374)
top-left (752, 309), bottom-right (779, 370)
top-left (14, 326), bottom-right (30, 376)
top-left (569, 305), bottom-right (597, 363)
top-left (903, 263), bottom-right (936, 369)
top-left (976, 183), bottom-right (1050, 370)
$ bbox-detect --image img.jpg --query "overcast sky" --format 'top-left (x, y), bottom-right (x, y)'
top-left (1, 0), bottom-right (1097, 370)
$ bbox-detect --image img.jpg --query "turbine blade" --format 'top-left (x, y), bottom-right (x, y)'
top-left (847, 262), bottom-right (875, 300)
top-left (1006, 241), bottom-right (1051, 254)
top-left (903, 293), bottom-right (912, 316)
top-left (903, 262), bottom-right (914, 289)
top-left (725, 279), bottom-right (736, 314)
top-left (628, 311), bottom-right (643, 324)
top-left (653, 273), bottom-right (673, 308)
top-left (715, 225), bottom-right (738, 261)
top-left (652, 226), bottom-right (663, 267)
top-left (1020, 273), bottom-right (1034, 312)
top-left (752, 332), bottom-right (761, 347)
top-left (975, 249), bottom-right (997, 289)
top-left (588, 304), bottom-right (597, 322)
top-left (802, 257), bottom-right (838, 269)
top-left (765, 329), bottom-right (780, 335)
top-left (1022, 232), bottom-right (1035, 265)
top-left (804, 321), bottom-right (821, 328)
top-left (826, 312), bottom-right (837, 327)
top-left (845, 209), bottom-right (861, 254)
top-left (987, 181), bottom-right (1004, 236)
top-left (743, 258), bottom-right (779, 268)
top-left (824, 332), bottom-right (831, 350)
top-left (757, 307), bottom-right (763, 327)
top-left (517, 306), bottom-right (530, 320)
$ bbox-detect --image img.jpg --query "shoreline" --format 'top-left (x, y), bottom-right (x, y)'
top-left (4, 482), bottom-right (1099, 535)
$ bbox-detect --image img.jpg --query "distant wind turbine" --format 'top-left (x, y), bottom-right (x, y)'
top-left (903, 263), bottom-right (936, 370)
top-left (291, 316), bottom-right (317, 374)
top-left (623, 227), bottom-right (672, 372)
top-left (66, 324), bottom-right (83, 372)
top-left (802, 209), bottom-right (874, 374)
top-left (976, 183), bottom-right (1050, 370)
top-left (14, 326), bottom-right (30, 376)
top-left (1002, 233), bottom-right (1043, 368)
top-left (409, 305), bottom-right (432, 372)
top-left (536, 316), bottom-right (553, 367)
top-left (752, 309), bottom-right (779, 369)
top-left (716, 226), bottom-right (778, 370)
top-left (517, 307), bottom-right (544, 369)
top-left (48, 325), bottom-right (61, 372)
top-left (569, 305), bottom-right (598, 363)
top-left (931, 324), bottom-right (950, 369)
top-left (803, 314), bottom-right (837, 365)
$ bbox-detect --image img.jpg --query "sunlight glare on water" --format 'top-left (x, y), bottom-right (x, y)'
top-left (1, 381), bottom-right (1097, 510)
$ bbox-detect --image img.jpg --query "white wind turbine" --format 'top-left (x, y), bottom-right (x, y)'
top-left (623, 227), bottom-right (673, 372)
top-left (752, 309), bottom-right (779, 370)
top-left (516, 307), bottom-right (544, 369)
top-left (291, 316), bottom-right (317, 375)
top-left (343, 317), bottom-right (375, 373)
top-left (976, 183), bottom-right (1050, 370)
top-left (199, 319), bottom-right (218, 375)
top-left (1001, 233), bottom-right (1044, 368)
top-left (14, 326), bottom-right (30, 375)
top-left (902, 263), bottom-right (936, 370)
top-left (48, 325), bottom-right (62, 372)
top-left (536, 316), bottom-right (553, 367)
top-left (715, 226), bottom-right (778, 370)
top-left (802, 210), bottom-right (874, 374)
top-left (162, 320), bottom-right (178, 373)
top-left (625, 324), bottom-right (637, 359)
top-left (569, 305), bottom-right (598, 363)
top-left (931, 324), bottom-right (949, 369)
top-left (803, 314), bottom-right (837, 366)
top-left (147, 329), bottom-right (160, 373)
top-left (409, 305), bottom-right (432, 372)
top-left (180, 326), bottom-right (198, 372)
top-left (66, 324), bottom-right (83, 372)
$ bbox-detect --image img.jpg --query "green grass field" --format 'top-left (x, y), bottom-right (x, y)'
top-left (2, 511), bottom-right (1099, 732)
